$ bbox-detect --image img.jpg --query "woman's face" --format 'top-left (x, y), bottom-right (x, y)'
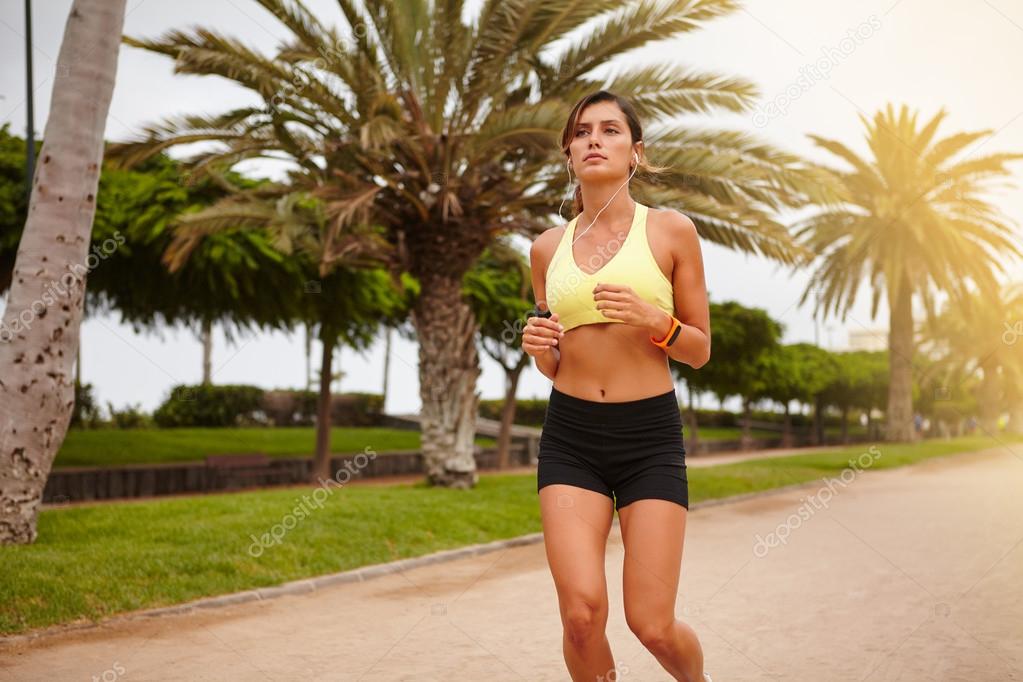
top-left (568, 101), bottom-right (635, 180)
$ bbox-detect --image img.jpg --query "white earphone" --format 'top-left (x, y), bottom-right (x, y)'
top-left (554, 145), bottom-right (643, 270)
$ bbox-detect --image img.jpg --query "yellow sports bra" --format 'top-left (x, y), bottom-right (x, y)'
top-left (544, 202), bottom-right (674, 332)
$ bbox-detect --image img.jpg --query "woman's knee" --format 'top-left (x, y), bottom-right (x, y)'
top-left (625, 610), bottom-right (676, 653)
top-left (561, 596), bottom-right (608, 647)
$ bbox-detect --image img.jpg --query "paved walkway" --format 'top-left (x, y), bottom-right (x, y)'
top-left (4, 445), bottom-right (1022, 680)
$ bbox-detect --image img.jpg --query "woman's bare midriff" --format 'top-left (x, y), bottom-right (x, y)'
top-left (552, 322), bottom-right (674, 402)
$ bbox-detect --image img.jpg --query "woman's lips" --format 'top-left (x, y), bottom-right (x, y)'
top-left (584, 154), bottom-right (606, 161)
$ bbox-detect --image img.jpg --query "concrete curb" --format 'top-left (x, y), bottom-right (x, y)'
top-left (0, 478), bottom-right (828, 647)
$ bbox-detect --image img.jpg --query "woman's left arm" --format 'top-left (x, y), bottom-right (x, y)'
top-left (591, 211), bottom-right (711, 367)
top-left (650, 211), bottom-right (711, 368)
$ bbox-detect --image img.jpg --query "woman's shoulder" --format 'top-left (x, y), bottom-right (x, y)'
top-left (530, 222), bottom-right (567, 264)
top-left (646, 206), bottom-right (700, 267)
top-left (648, 205), bottom-right (696, 234)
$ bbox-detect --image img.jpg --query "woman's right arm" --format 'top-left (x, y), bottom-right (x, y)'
top-left (525, 233), bottom-right (563, 380)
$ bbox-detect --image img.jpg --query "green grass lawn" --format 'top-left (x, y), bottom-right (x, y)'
top-left (55, 427), bottom-right (496, 468)
top-left (3, 434), bottom-right (1019, 636)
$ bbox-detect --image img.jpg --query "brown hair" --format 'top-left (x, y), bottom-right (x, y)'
top-left (559, 90), bottom-right (668, 215)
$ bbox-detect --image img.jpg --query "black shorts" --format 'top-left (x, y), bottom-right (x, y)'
top-left (537, 386), bottom-right (689, 511)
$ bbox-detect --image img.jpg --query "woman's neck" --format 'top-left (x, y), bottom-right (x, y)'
top-left (579, 185), bottom-right (636, 231)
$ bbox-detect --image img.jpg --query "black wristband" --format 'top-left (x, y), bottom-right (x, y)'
top-left (665, 323), bottom-right (682, 346)
top-left (528, 307), bottom-right (552, 319)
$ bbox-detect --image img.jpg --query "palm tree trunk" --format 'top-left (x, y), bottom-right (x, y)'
top-left (72, 323), bottom-right (83, 426)
top-left (410, 275), bottom-right (480, 489)
top-left (312, 324), bottom-right (338, 482)
top-left (382, 326), bottom-right (391, 410)
top-left (201, 317), bottom-right (212, 385)
top-left (886, 276), bottom-right (915, 441)
top-left (0, 0), bottom-right (126, 545)
top-left (304, 321), bottom-right (313, 392)
top-left (496, 358), bottom-right (528, 470)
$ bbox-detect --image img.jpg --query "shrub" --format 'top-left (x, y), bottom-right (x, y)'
top-left (153, 384), bottom-right (266, 427)
top-left (153, 385), bottom-right (385, 427)
top-left (106, 401), bottom-right (153, 429)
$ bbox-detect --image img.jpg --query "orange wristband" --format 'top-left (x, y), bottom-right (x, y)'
top-left (650, 316), bottom-right (683, 349)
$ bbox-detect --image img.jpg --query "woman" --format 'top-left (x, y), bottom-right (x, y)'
top-left (523, 90), bottom-right (713, 682)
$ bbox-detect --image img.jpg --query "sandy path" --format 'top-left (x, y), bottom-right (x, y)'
top-left (3, 445), bottom-right (1022, 681)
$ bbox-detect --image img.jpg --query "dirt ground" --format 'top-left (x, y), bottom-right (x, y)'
top-left (3, 444), bottom-right (1022, 681)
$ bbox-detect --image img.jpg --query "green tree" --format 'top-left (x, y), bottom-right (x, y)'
top-left (820, 351), bottom-right (879, 444)
top-left (677, 301), bottom-right (781, 450)
top-left (795, 103), bottom-right (1023, 442)
top-left (919, 283), bottom-right (1023, 435)
top-left (788, 343), bottom-right (839, 445)
top-left (0, 124), bottom-right (34, 293)
top-left (753, 343), bottom-right (810, 447)
top-left (160, 186), bottom-right (409, 481)
top-left (464, 238), bottom-right (536, 470)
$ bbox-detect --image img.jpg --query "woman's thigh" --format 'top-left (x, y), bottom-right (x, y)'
top-left (539, 484), bottom-right (615, 619)
top-left (618, 499), bottom-right (688, 630)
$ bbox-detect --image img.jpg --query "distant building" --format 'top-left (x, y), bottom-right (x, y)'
top-left (846, 328), bottom-right (888, 352)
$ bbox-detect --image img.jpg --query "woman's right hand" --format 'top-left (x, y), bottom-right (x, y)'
top-left (522, 311), bottom-right (565, 357)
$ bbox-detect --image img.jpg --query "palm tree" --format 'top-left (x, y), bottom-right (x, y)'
top-left (111, 0), bottom-right (837, 488)
top-left (794, 104), bottom-right (1023, 442)
top-left (161, 185), bottom-right (407, 481)
top-left (919, 283), bottom-right (1023, 435)
top-left (465, 238), bottom-right (535, 470)
top-left (0, 0), bottom-right (127, 545)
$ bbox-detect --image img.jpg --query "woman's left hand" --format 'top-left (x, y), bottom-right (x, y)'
top-left (592, 282), bottom-right (670, 336)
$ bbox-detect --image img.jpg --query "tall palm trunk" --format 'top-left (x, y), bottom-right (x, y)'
top-left (382, 326), bottom-right (391, 410)
top-left (886, 276), bottom-right (915, 441)
top-left (304, 321), bottom-right (313, 392)
top-left (0, 0), bottom-right (127, 545)
top-left (312, 323), bottom-right (338, 482)
top-left (201, 317), bottom-right (212, 385)
top-left (411, 275), bottom-right (480, 489)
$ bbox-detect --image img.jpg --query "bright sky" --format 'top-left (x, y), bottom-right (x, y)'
top-left (1, 0), bottom-right (1021, 414)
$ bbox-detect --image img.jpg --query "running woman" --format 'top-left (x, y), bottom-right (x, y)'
top-left (523, 90), bottom-right (713, 682)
